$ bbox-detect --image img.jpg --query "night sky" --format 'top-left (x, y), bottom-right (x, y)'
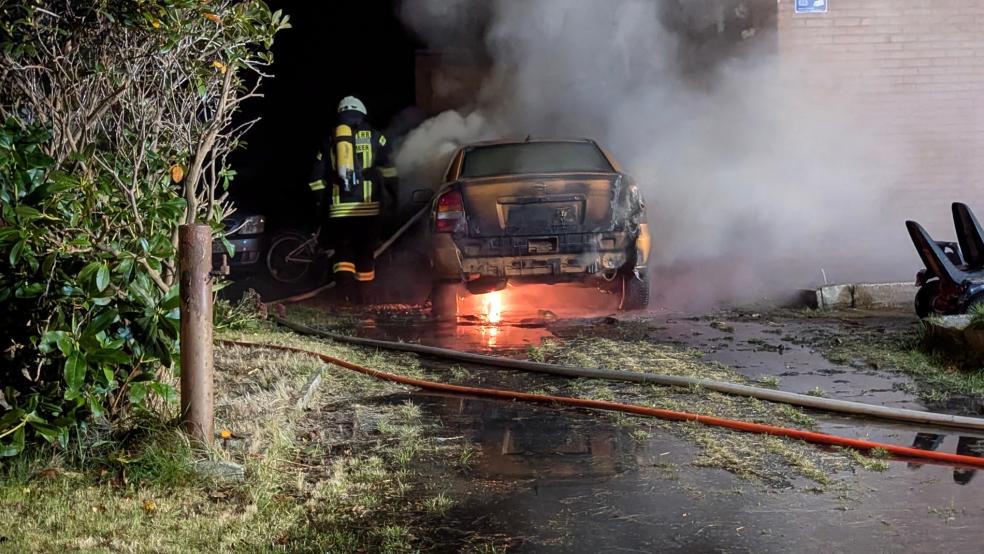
top-left (228, 1), bottom-right (421, 228)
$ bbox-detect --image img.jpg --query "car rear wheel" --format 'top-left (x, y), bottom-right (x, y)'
top-left (619, 270), bottom-right (650, 311)
top-left (431, 281), bottom-right (459, 320)
top-left (914, 280), bottom-right (942, 318)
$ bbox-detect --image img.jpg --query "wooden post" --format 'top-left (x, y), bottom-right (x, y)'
top-left (178, 224), bottom-right (214, 445)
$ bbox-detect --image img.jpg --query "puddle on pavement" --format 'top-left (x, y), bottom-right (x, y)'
top-left (382, 392), bottom-right (984, 553)
top-left (352, 283), bottom-right (620, 355)
top-left (356, 318), bottom-right (555, 357)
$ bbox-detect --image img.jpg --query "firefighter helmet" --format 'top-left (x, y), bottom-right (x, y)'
top-left (338, 96), bottom-right (367, 115)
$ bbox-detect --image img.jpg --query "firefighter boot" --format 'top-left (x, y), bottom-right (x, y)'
top-left (356, 281), bottom-right (374, 306)
top-left (335, 272), bottom-right (358, 305)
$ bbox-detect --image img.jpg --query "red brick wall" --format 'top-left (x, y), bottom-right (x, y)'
top-left (778, 0), bottom-right (984, 234)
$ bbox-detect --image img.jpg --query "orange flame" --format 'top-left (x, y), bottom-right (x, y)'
top-left (484, 290), bottom-right (503, 324)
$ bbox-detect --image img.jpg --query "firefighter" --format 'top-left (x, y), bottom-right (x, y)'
top-left (308, 96), bottom-right (398, 304)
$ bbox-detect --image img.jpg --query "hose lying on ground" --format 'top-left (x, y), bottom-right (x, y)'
top-left (266, 206), bottom-right (430, 305)
top-left (272, 316), bottom-right (984, 432)
top-left (219, 339), bottom-right (984, 469)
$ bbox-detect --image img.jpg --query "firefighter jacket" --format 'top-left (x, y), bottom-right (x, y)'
top-left (308, 115), bottom-right (398, 219)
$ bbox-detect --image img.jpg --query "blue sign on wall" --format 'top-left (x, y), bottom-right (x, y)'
top-left (795, 0), bottom-right (828, 13)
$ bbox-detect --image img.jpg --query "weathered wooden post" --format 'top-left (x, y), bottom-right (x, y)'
top-left (178, 224), bottom-right (214, 445)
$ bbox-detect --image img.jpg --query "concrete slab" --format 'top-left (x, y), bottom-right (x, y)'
top-left (853, 282), bottom-right (918, 310)
top-left (816, 284), bottom-right (853, 309)
top-left (190, 460), bottom-right (245, 482)
top-left (810, 282), bottom-right (918, 311)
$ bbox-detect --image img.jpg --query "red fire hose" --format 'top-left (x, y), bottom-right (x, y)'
top-left (220, 339), bottom-right (984, 469)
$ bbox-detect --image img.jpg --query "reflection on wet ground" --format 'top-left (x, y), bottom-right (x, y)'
top-left (361, 318), bottom-right (555, 357)
top-left (356, 283), bottom-right (617, 355)
top-left (338, 303), bottom-right (984, 551)
top-left (909, 433), bottom-right (984, 485)
top-left (395, 393), bottom-right (984, 553)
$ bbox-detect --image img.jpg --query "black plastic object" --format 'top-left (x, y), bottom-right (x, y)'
top-left (907, 202), bottom-right (984, 317)
top-left (906, 220), bottom-right (966, 287)
top-left (953, 202), bottom-right (984, 270)
top-left (465, 277), bottom-right (507, 295)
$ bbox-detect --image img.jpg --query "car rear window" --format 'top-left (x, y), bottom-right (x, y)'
top-left (459, 142), bottom-right (614, 179)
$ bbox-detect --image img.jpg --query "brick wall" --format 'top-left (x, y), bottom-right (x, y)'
top-left (778, 0), bottom-right (984, 235)
top-left (415, 51), bottom-right (488, 116)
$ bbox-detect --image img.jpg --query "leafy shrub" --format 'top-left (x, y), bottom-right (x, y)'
top-left (0, 1), bottom-right (288, 456)
top-left (0, 120), bottom-right (183, 455)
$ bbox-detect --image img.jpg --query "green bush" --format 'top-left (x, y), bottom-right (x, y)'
top-left (0, 119), bottom-right (182, 455)
top-left (0, 1), bottom-right (287, 457)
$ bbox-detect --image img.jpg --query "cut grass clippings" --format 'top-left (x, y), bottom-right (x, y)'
top-left (286, 310), bottom-right (867, 490)
top-left (761, 309), bottom-right (984, 408)
top-left (519, 327), bottom-right (864, 488)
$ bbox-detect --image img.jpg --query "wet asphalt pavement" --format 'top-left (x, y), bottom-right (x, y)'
top-left (400, 392), bottom-right (984, 553)
top-left (338, 302), bottom-right (984, 553)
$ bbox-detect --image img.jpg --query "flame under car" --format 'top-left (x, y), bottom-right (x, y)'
top-left (425, 139), bottom-right (651, 318)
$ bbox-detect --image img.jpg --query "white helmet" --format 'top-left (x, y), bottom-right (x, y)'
top-left (338, 96), bottom-right (367, 115)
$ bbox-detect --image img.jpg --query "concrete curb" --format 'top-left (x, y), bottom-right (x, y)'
top-left (854, 282), bottom-right (919, 309)
top-left (808, 282), bottom-right (918, 311)
top-left (923, 315), bottom-right (984, 365)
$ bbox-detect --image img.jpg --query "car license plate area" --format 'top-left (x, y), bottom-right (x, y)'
top-left (497, 195), bottom-right (585, 234)
top-left (528, 237), bottom-right (558, 254)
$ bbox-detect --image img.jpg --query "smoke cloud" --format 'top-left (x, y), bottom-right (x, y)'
top-left (397, 0), bottom-right (927, 309)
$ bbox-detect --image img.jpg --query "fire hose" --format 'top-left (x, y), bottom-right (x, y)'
top-left (271, 316), bottom-right (984, 432)
top-left (219, 339), bottom-right (984, 469)
top-left (251, 192), bottom-right (984, 463)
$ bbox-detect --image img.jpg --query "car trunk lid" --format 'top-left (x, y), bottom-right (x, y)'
top-left (459, 173), bottom-right (619, 238)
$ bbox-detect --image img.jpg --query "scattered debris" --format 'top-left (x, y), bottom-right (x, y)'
top-left (189, 460), bottom-right (245, 483)
top-left (710, 321), bottom-right (735, 333)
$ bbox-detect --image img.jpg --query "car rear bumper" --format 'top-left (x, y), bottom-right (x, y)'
top-left (213, 236), bottom-right (263, 267)
top-left (431, 231), bottom-right (636, 282)
top-left (461, 250), bottom-right (628, 278)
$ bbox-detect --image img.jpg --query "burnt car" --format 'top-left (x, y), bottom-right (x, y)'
top-left (212, 212), bottom-right (266, 274)
top-left (426, 138), bottom-right (651, 317)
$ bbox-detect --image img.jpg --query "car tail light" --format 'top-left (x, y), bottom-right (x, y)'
top-left (436, 190), bottom-right (464, 233)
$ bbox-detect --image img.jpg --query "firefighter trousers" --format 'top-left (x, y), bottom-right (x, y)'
top-left (320, 215), bottom-right (380, 303)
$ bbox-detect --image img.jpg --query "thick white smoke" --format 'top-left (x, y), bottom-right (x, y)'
top-left (397, 0), bottom-right (917, 309)
top-left (395, 111), bottom-right (495, 180)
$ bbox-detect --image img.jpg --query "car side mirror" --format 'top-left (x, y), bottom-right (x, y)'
top-left (411, 189), bottom-right (433, 204)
